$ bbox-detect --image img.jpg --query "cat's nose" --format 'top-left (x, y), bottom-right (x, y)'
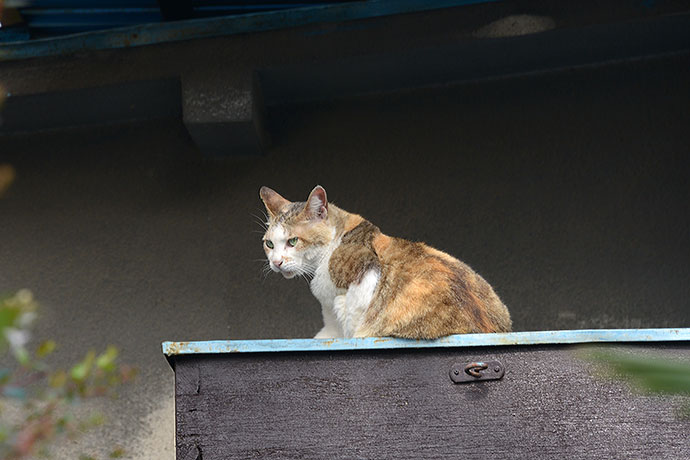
top-left (273, 259), bottom-right (283, 267)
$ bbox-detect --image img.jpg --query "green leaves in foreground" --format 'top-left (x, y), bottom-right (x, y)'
top-left (588, 350), bottom-right (690, 395)
top-left (0, 291), bottom-right (136, 459)
top-left (586, 349), bottom-right (690, 418)
top-left (66, 345), bottom-right (136, 399)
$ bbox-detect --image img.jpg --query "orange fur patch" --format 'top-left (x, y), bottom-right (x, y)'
top-left (342, 214), bottom-right (365, 233)
top-left (372, 233), bottom-right (392, 255)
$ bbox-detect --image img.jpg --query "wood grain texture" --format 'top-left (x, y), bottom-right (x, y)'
top-left (174, 345), bottom-right (690, 459)
top-left (175, 359), bottom-right (200, 396)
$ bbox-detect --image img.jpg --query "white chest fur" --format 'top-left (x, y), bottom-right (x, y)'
top-left (310, 237), bottom-right (346, 338)
top-left (309, 237), bottom-right (380, 338)
top-left (310, 259), bottom-right (343, 308)
top-left (335, 268), bottom-right (379, 337)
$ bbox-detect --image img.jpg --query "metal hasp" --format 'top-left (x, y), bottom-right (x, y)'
top-left (450, 360), bottom-right (504, 383)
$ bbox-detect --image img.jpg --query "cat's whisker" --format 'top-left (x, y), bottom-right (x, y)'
top-left (250, 211), bottom-right (270, 229)
top-left (260, 267), bottom-right (273, 282)
top-left (252, 223), bottom-right (268, 233)
top-left (299, 273), bottom-right (310, 287)
top-left (250, 219), bottom-right (269, 233)
top-left (251, 210), bottom-right (268, 221)
top-left (251, 214), bottom-right (267, 225)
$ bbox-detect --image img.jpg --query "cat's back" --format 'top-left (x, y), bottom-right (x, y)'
top-left (366, 230), bottom-right (512, 338)
top-left (327, 217), bottom-right (511, 338)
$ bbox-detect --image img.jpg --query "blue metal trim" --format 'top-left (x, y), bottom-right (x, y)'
top-left (0, 0), bottom-right (499, 61)
top-left (23, 1), bottom-right (158, 6)
top-left (162, 328), bottom-right (690, 356)
top-left (21, 9), bottom-right (162, 15)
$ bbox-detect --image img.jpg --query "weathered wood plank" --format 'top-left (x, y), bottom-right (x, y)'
top-left (175, 358), bottom-right (200, 396)
top-left (174, 345), bottom-right (690, 459)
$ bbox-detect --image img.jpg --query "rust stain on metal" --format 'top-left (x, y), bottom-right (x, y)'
top-left (165, 341), bottom-right (242, 354)
top-left (165, 341), bottom-right (190, 355)
top-left (493, 335), bottom-right (519, 345)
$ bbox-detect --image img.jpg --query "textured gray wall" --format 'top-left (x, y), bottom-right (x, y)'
top-left (2, 54), bottom-right (689, 346)
top-left (0, 50), bottom-right (689, 456)
top-left (260, 54), bottom-right (690, 336)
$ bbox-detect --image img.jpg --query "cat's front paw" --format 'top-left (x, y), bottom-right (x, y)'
top-left (314, 326), bottom-right (340, 339)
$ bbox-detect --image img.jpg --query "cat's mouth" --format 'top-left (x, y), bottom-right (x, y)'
top-left (269, 261), bottom-right (297, 279)
top-left (280, 269), bottom-right (297, 279)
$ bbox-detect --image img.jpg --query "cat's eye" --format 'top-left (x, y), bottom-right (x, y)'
top-left (287, 237), bottom-right (298, 247)
top-left (265, 240), bottom-right (274, 249)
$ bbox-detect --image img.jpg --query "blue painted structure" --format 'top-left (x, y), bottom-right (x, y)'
top-left (0, 0), bottom-right (497, 61)
top-left (162, 328), bottom-right (690, 356)
top-left (10, 1), bottom-right (349, 38)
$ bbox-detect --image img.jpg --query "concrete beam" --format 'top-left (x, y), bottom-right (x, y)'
top-left (181, 74), bottom-right (268, 156)
top-left (0, 76), bottom-right (268, 156)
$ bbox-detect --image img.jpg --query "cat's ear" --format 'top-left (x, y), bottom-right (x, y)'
top-left (259, 186), bottom-right (290, 218)
top-left (303, 185), bottom-right (328, 220)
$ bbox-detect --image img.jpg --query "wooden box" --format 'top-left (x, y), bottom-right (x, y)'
top-left (163, 329), bottom-right (690, 459)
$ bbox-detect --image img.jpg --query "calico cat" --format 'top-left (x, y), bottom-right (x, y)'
top-left (260, 185), bottom-right (511, 339)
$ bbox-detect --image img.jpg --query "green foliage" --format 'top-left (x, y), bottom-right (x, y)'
top-left (109, 447), bottom-right (125, 458)
top-left (588, 349), bottom-right (690, 395)
top-left (586, 348), bottom-right (690, 418)
top-left (36, 341), bottom-right (56, 359)
top-left (0, 290), bottom-right (135, 459)
top-left (0, 289), bottom-right (37, 365)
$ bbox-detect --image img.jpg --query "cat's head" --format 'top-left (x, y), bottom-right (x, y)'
top-left (259, 185), bottom-right (334, 279)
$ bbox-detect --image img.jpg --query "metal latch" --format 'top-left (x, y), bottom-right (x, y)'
top-left (450, 360), bottom-right (504, 383)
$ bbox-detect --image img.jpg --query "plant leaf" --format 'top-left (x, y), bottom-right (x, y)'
top-left (70, 350), bottom-right (96, 382)
top-left (96, 345), bottom-right (119, 372)
top-left (37, 339), bottom-right (57, 358)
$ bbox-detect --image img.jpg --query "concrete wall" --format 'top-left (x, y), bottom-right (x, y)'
top-left (1, 42), bottom-right (689, 460)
